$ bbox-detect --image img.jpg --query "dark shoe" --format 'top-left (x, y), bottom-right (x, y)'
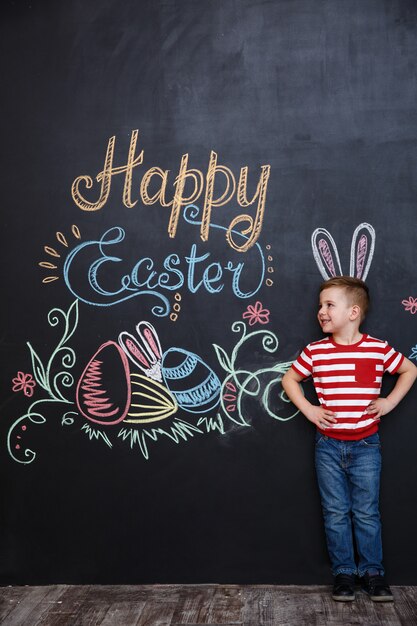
top-left (361, 573), bottom-right (394, 602)
top-left (332, 573), bottom-right (355, 601)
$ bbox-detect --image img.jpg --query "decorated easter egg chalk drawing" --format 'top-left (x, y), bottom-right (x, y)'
top-left (76, 340), bottom-right (131, 425)
top-left (162, 348), bottom-right (221, 414)
top-left (124, 373), bottom-right (178, 424)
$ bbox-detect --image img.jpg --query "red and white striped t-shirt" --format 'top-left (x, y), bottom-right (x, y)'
top-left (292, 334), bottom-right (404, 440)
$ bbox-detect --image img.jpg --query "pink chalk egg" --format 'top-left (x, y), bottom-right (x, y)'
top-left (76, 340), bottom-right (131, 425)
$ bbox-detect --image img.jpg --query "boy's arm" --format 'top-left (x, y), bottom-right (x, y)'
top-left (366, 357), bottom-right (417, 419)
top-left (282, 368), bottom-right (337, 430)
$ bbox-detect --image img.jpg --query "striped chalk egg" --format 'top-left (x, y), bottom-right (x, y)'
top-left (161, 348), bottom-right (221, 414)
top-left (76, 341), bottom-right (131, 425)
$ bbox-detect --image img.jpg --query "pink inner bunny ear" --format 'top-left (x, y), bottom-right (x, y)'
top-left (118, 332), bottom-right (151, 370)
top-left (318, 239), bottom-right (337, 276)
top-left (125, 338), bottom-right (150, 368)
top-left (356, 235), bottom-right (368, 277)
top-left (350, 223), bottom-right (375, 280)
top-left (143, 327), bottom-right (161, 359)
top-left (136, 321), bottom-right (162, 363)
top-left (311, 228), bottom-right (343, 280)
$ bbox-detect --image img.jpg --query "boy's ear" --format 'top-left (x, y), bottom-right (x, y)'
top-left (350, 304), bottom-right (361, 320)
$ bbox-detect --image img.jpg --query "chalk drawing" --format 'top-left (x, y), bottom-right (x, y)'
top-left (7, 300), bottom-right (79, 464)
top-left (162, 347), bottom-right (221, 414)
top-left (119, 321), bottom-right (163, 382)
top-left (213, 320), bottom-right (299, 426)
top-left (76, 340), bottom-right (132, 425)
top-left (39, 225), bottom-right (81, 283)
top-left (70, 129), bottom-right (270, 251)
top-left (242, 301), bottom-right (270, 326)
top-left (312, 223), bottom-right (375, 281)
top-left (409, 345), bottom-right (417, 361)
top-left (12, 372), bottom-right (36, 397)
top-left (7, 299), bottom-right (296, 463)
top-left (402, 297), bottom-right (417, 314)
top-left (125, 374), bottom-right (178, 424)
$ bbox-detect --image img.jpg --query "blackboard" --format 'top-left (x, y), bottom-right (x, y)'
top-left (1, 0), bottom-right (417, 585)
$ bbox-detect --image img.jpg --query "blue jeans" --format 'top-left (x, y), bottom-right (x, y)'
top-left (315, 432), bottom-right (384, 577)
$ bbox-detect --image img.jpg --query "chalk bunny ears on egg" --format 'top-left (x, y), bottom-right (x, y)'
top-left (311, 222), bottom-right (375, 281)
top-left (118, 321), bottom-right (163, 382)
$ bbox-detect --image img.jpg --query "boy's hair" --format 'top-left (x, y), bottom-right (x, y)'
top-left (319, 276), bottom-right (370, 320)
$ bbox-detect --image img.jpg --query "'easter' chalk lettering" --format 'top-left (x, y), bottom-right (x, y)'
top-left (63, 227), bottom-right (265, 315)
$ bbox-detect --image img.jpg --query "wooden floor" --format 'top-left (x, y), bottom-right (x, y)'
top-left (1, 584), bottom-right (417, 625)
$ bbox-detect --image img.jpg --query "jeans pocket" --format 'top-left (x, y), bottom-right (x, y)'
top-left (359, 433), bottom-right (381, 448)
top-left (315, 432), bottom-right (327, 446)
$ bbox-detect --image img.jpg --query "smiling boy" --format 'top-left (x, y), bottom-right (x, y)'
top-left (282, 276), bottom-right (417, 602)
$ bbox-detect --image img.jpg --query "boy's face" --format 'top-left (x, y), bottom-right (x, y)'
top-left (318, 287), bottom-right (358, 335)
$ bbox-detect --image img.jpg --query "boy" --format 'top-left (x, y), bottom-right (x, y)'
top-left (282, 276), bottom-right (417, 602)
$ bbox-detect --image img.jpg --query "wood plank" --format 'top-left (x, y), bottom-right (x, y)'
top-left (393, 586), bottom-right (417, 626)
top-left (33, 585), bottom-right (92, 626)
top-left (100, 600), bottom-right (146, 626)
top-left (0, 584), bottom-right (417, 625)
top-left (136, 597), bottom-right (179, 626)
top-left (171, 585), bottom-right (217, 624)
top-left (35, 585), bottom-right (150, 626)
top-left (241, 585), bottom-right (402, 626)
top-left (205, 586), bottom-right (243, 624)
top-left (320, 586), bottom-right (401, 626)
top-left (0, 586), bottom-right (34, 623)
top-left (1, 585), bottom-right (67, 626)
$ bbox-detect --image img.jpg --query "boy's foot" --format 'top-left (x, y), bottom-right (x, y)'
top-left (360, 573), bottom-right (394, 602)
top-left (332, 573), bottom-right (355, 601)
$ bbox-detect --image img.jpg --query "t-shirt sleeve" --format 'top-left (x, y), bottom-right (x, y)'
top-left (292, 345), bottom-right (313, 379)
top-left (383, 343), bottom-right (404, 374)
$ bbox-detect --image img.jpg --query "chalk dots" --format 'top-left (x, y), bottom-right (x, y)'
top-left (265, 245), bottom-right (275, 279)
top-left (170, 292), bottom-right (182, 322)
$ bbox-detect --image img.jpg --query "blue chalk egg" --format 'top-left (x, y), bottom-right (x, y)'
top-left (162, 348), bottom-right (221, 414)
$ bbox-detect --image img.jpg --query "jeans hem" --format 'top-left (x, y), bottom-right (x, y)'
top-left (358, 568), bottom-right (384, 578)
top-left (333, 568), bottom-right (357, 576)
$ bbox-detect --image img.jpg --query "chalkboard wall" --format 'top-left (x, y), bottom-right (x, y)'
top-left (1, 0), bottom-right (417, 585)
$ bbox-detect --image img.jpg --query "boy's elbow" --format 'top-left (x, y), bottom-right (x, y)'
top-left (282, 369), bottom-right (296, 391)
top-left (405, 358), bottom-right (417, 378)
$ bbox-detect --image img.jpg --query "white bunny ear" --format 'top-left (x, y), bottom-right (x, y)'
top-left (349, 223), bottom-right (375, 280)
top-left (311, 228), bottom-right (343, 280)
top-left (118, 322), bottom-right (162, 382)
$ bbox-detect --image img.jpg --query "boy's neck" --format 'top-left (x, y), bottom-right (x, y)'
top-left (331, 329), bottom-right (364, 345)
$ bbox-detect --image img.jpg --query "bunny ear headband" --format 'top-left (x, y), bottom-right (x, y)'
top-left (311, 222), bottom-right (375, 281)
top-left (118, 321), bottom-right (163, 382)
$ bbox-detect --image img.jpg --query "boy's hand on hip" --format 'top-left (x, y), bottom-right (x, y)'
top-left (305, 405), bottom-right (337, 430)
top-left (366, 398), bottom-right (394, 419)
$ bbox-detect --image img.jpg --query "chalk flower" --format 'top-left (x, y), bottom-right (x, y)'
top-left (12, 372), bottom-right (36, 397)
top-left (402, 297), bottom-right (417, 314)
top-left (242, 301), bottom-right (270, 326)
